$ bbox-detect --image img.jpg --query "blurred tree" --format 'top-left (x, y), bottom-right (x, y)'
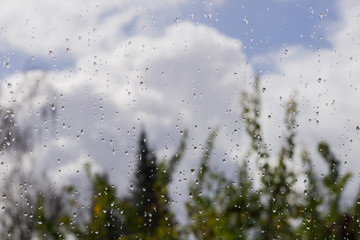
top-left (0, 76), bottom-right (63, 240)
top-left (122, 130), bottom-right (186, 239)
top-left (186, 129), bottom-right (261, 239)
top-left (350, 189), bottom-right (360, 238)
top-left (256, 97), bottom-right (298, 240)
top-left (34, 187), bottom-right (71, 240)
top-left (318, 142), bottom-right (352, 239)
top-left (60, 130), bottom-right (187, 240)
top-left (84, 164), bottom-right (124, 239)
top-left (59, 163), bottom-right (125, 240)
top-left (1, 74), bottom-right (358, 240)
top-left (131, 131), bottom-right (160, 235)
top-left (239, 76), bottom-right (298, 239)
top-left (186, 76), bottom-right (357, 240)
top-left (297, 150), bottom-right (325, 239)
top-left (0, 167), bottom-right (36, 240)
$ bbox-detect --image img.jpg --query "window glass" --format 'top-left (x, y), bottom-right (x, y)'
top-left (0, 0), bottom-right (359, 239)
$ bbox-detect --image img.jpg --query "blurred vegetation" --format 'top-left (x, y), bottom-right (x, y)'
top-left (1, 76), bottom-right (360, 239)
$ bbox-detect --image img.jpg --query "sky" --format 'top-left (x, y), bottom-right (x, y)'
top-left (0, 0), bottom-right (360, 222)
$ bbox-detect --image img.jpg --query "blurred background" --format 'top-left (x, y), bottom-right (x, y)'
top-left (0, 0), bottom-right (359, 239)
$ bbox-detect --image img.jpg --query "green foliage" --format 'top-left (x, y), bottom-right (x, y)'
top-left (317, 142), bottom-right (353, 239)
top-left (60, 163), bottom-right (124, 240)
top-left (186, 76), bottom-right (357, 240)
top-left (240, 76), bottom-right (269, 159)
top-left (131, 131), bottom-right (161, 235)
top-left (55, 131), bottom-right (187, 240)
top-left (256, 97), bottom-right (298, 240)
top-left (2, 76), bottom-right (360, 239)
top-left (297, 150), bottom-right (325, 239)
top-left (34, 192), bottom-right (71, 240)
top-left (119, 130), bottom-right (186, 239)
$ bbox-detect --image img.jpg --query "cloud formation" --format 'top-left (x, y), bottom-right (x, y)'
top-left (0, 0), bottom-right (359, 220)
top-left (258, 0), bottom-right (360, 202)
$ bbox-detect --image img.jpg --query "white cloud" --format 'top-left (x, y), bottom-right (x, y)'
top-left (1, 0), bottom-right (359, 222)
top-left (1, 20), bottom-right (252, 217)
top-left (258, 0), bottom-right (360, 203)
top-left (0, 1), bottom-right (150, 57)
top-left (0, 0), bottom-right (226, 59)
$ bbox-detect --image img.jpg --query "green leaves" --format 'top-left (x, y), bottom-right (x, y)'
top-left (1, 76), bottom-right (358, 239)
top-left (241, 76), bottom-right (269, 159)
top-left (186, 76), bottom-right (356, 240)
top-left (61, 130), bottom-right (187, 240)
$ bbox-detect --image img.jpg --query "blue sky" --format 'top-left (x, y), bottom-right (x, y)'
top-left (223, 1), bottom-right (335, 47)
top-left (186, 0), bottom-right (338, 56)
top-left (0, 0), bottom-right (359, 217)
top-left (191, 0), bottom-right (339, 73)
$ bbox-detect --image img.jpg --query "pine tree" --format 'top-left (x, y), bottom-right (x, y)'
top-left (131, 130), bottom-right (160, 236)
